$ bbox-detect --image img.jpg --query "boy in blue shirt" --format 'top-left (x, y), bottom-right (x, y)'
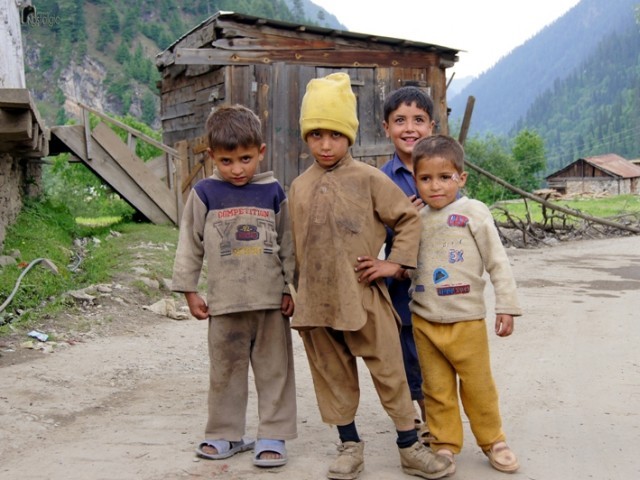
top-left (380, 86), bottom-right (435, 433)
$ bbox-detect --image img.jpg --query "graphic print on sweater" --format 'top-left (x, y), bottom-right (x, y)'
top-left (213, 208), bottom-right (276, 258)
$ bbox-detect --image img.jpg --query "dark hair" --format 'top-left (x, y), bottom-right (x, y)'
top-left (383, 86), bottom-right (434, 122)
top-left (205, 104), bottom-right (263, 151)
top-left (412, 135), bottom-right (465, 173)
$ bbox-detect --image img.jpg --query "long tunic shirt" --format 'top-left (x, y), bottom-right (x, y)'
top-left (288, 154), bottom-right (421, 331)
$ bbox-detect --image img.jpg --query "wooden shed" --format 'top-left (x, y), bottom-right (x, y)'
top-left (545, 154), bottom-right (640, 195)
top-left (155, 10), bottom-right (460, 197)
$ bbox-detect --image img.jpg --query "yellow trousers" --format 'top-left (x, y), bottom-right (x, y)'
top-left (412, 315), bottom-right (506, 453)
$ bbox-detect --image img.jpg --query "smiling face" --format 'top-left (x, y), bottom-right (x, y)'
top-left (414, 155), bottom-right (467, 210)
top-left (209, 144), bottom-right (265, 186)
top-left (383, 101), bottom-right (435, 169)
top-left (305, 129), bottom-right (350, 169)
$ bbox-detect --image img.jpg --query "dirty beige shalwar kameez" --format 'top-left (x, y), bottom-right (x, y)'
top-left (289, 154), bottom-right (421, 426)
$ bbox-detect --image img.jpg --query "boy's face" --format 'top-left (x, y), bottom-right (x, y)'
top-left (383, 102), bottom-right (434, 167)
top-left (208, 144), bottom-right (266, 186)
top-left (306, 129), bottom-right (350, 169)
top-left (414, 156), bottom-right (467, 210)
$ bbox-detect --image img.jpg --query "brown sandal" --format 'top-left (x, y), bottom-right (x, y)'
top-left (484, 442), bottom-right (519, 473)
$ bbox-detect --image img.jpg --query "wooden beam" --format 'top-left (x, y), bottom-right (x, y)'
top-left (0, 109), bottom-right (32, 141)
top-left (78, 103), bottom-right (178, 156)
top-left (181, 161), bottom-right (204, 193)
top-left (175, 48), bottom-right (439, 68)
top-left (0, 89), bottom-right (32, 109)
top-left (212, 38), bottom-right (337, 50)
top-left (351, 143), bottom-right (395, 158)
top-left (174, 141), bottom-right (187, 224)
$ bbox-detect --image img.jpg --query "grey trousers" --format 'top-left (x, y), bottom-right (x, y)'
top-left (205, 309), bottom-right (297, 441)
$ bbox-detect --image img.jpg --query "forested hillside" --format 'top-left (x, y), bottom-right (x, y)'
top-left (22, 0), bottom-right (335, 127)
top-left (448, 0), bottom-right (638, 136)
top-left (513, 24), bottom-right (640, 173)
top-left (21, 0), bottom-right (640, 178)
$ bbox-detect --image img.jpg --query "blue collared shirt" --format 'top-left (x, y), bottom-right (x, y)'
top-left (380, 153), bottom-right (420, 325)
top-left (380, 153), bottom-right (419, 199)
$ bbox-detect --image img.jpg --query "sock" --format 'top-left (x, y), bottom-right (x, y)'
top-left (337, 421), bottom-right (360, 443)
top-left (396, 428), bottom-right (418, 449)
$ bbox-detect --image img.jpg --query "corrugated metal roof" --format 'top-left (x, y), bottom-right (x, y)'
top-left (546, 154), bottom-right (640, 179)
top-left (159, 10), bottom-right (462, 57)
top-left (582, 154), bottom-right (640, 178)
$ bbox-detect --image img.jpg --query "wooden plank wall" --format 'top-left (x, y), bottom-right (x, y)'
top-left (160, 65), bottom-right (226, 147)
top-left (550, 160), bottom-right (609, 179)
top-left (161, 63), bottom-right (447, 191)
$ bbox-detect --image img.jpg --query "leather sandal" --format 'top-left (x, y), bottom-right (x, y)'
top-left (484, 442), bottom-right (519, 473)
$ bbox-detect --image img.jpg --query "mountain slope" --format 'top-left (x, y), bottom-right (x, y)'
top-left (22, 0), bottom-right (334, 128)
top-left (448, 0), bottom-right (639, 136)
top-left (514, 23), bottom-right (640, 173)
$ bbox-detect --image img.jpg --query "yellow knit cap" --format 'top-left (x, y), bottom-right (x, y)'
top-left (299, 72), bottom-right (359, 146)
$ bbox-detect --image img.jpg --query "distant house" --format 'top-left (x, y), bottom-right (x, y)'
top-left (155, 11), bottom-right (460, 197)
top-left (545, 154), bottom-right (640, 195)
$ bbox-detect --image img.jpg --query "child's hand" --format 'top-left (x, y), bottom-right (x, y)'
top-left (355, 256), bottom-right (402, 283)
top-left (495, 314), bottom-right (515, 337)
top-left (408, 194), bottom-right (425, 211)
top-left (281, 294), bottom-right (294, 317)
top-left (185, 292), bottom-right (209, 320)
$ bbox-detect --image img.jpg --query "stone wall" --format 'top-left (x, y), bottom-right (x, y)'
top-left (0, 1), bottom-right (43, 251)
top-left (0, 153), bottom-right (42, 251)
top-left (565, 177), bottom-right (631, 196)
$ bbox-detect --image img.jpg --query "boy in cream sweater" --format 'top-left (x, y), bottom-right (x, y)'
top-left (405, 134), bottom-right (522, 475)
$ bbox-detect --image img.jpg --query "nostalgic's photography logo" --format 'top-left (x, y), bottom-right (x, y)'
top-left (20, 9), bottom-right (60, 27)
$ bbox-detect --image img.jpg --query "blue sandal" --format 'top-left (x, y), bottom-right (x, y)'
top-left (253, 439), bottom-right (288, 467)
top-left (196, 438), bottom-right (255, 460)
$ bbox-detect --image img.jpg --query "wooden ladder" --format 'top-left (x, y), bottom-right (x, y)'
top-left (50, 104), bottom-right (183, 226)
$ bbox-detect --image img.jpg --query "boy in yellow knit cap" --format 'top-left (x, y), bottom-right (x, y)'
top-left (288, 72), bottom-right (454, 480)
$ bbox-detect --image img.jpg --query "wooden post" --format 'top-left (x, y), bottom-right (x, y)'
top-left (164, 152), bottom-right (172, 189)
top-left (175, 141), bottom-right (189, 223)
top-left (82, 107), bottom-right (92, 160)
top-left (458, 96), bottom-right (475, 146)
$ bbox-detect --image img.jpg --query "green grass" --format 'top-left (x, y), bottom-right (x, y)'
top-left (76, 216), bottom-right (122, 227)
top-left (0, 200), bottom-right (178, 332)
top-left (491, 194), bottom-right (640, 224)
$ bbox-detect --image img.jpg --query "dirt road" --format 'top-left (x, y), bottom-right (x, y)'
top-left (1, 235), bottom-right (639, 480)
